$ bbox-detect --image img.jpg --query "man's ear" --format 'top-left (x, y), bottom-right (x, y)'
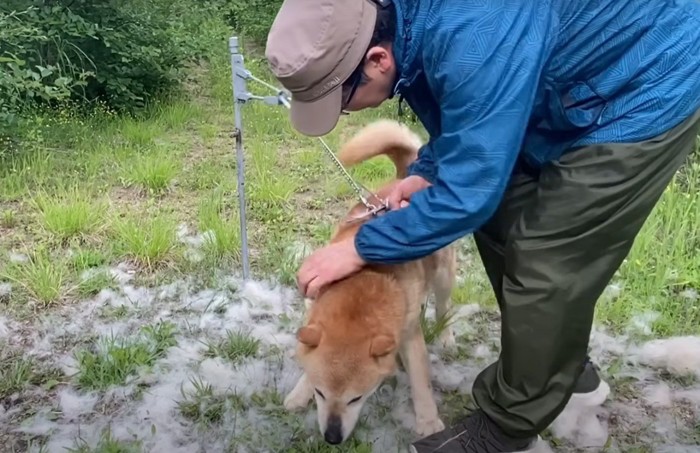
top-left (366, 45), bottom-right (393, 72)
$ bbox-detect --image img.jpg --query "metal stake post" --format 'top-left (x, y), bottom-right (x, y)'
top-left (229, 37), bottom-right (251, 280)
top-left (228, 36), bottom-right (293, 280)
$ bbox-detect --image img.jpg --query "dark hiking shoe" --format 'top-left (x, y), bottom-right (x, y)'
top-left (572, 356), bottom-right (601, 393)
top-left (409, 409), bottom-right (540, 453)
top-left (570, 356), bottom-right (610, 406)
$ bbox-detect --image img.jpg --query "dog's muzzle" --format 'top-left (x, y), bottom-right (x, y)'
top-left (324, 414), bottom-right (343, 444)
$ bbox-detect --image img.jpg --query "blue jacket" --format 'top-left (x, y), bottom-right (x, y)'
top-left (355, 0), bottom-right (700, 264)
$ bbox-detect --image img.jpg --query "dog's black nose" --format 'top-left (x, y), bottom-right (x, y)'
top-left (324, 415), bottom-right (343, 444)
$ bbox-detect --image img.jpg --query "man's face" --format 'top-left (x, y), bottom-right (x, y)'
top-left (341, 45), bottom-right (397, 112)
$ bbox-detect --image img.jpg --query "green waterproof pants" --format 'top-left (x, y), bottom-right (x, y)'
top-left (471, 109), bottom-right (700, 438)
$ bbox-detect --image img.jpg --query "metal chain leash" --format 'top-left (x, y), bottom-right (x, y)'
top-left (316, 135), bottom-right (388, 216)
top-left (243, 62), bottom-right (389, 216)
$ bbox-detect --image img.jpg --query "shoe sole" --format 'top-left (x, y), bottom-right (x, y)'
top-left (569, 379), bottom-right (611, 407)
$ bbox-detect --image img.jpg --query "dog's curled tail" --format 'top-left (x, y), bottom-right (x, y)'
top-left (337, 120), bottom-right (423, 179)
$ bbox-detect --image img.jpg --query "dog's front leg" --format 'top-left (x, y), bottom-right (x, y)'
top-left (399, 327), bottom-right (445, 437)
top-left (284, 372), bottom-right (314, 411)
top-left (432, 251), bottom-right (457, 349)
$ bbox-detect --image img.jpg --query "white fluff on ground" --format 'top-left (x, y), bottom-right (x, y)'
top-left (1, 271), bottom-right (698, 453)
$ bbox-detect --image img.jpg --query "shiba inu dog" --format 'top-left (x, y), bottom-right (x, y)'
top-left (284, 120), bottom-right (458, 444)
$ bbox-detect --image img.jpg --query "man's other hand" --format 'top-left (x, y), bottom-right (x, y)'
top-left (386, 175), bottom-right (431, 210)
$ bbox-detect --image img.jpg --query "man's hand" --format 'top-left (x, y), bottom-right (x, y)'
top-left (297, 237), bottom-right (365, 298)
top-left (386, 175), bottom-right (431, 209)
top-left (296, 176), bottom-right (430, 298)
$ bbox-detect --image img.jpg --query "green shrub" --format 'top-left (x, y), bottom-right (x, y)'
top-left (0, 7), bottom-right (91, 129)
top-left (222, 0), bottom-right (284, 46)
top-left (0, 0), bottom-right (229, 130)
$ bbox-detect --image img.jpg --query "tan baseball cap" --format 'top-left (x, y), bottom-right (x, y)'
top-left (265, 0), bottom-right (377, 136)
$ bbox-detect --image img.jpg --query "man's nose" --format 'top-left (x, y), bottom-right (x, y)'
top-left (324, 414), bottom-right (343, 444)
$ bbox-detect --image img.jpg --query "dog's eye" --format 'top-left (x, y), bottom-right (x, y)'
top-left (348, 395), bottom-right (362, 405)
top-left (314, 388), bottom-right (325, 400)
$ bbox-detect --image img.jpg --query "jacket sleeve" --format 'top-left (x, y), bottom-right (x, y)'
top-left (354, 5), bottom-right (551, 264)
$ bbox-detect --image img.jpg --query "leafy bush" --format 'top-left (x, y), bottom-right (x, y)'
top-left (0, 0), bottom-right (229, 130)
top-left (222, 0), bottom-right (284, 46)
top-left (0, 8), bottom-right (91, 129)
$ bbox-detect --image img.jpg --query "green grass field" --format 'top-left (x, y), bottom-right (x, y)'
top-left (0, 38), bottom-right (698, 453)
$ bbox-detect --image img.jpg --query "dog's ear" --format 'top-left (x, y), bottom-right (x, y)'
top-left (297, 324), bottom-right (322, 347)
top-left (370, 334), bottom-right (396, 357)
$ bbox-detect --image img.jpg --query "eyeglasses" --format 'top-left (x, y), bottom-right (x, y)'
top-left (340, 67), bottom-right (364, 114)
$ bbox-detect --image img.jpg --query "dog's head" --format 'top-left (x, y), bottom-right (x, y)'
top-left (296, 323), bottom-right (399, 444)
top-left (294, 273), bottom-right (404, 444)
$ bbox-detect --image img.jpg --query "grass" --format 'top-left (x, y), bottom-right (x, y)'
top-left (2, 208), bottom-right (17, 228)
top-left (178, 377), bottom-right (246, 426)
top-left (594, 159), bottom-right (700, 335)
top-left (204, 329), bottom-right (261, 364)
top-left (70, 248), bottom-right (111, 271)
top-left (74, 321), bottom-right (177, 390)
top-left (419, 302), bottom-right (457, 345)
top-left (119, 147), bottom-right (181, 195)
top-left (0, 349), bottom-right (62, 399)
top-left (2, 247), bottom-right (71, 306)
top-left (176, 377), bottom-right (377, 452)
top-left (0, 355), bottom-right (36, 399)
top-left (197, 188), bottom-right (242, 264)
top-left (111, 215), bottom-right (180, 269)
top-left (32, 186), bottom-right (107, 241)
top-left (77, 269), bottom-right (119, 297)
top-left (67, 426), bottom-right (143, 453)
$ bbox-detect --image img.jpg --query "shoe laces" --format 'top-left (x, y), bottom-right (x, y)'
top-left (454, 411), bottom-right (509, 453)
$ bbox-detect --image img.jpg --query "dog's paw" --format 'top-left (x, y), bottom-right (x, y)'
top-left (415, 416), bottom-right (445, 437)
top-left (438, 329), bottom-right (456, 348)
top-left (284, 390), bottom-right (312, 411)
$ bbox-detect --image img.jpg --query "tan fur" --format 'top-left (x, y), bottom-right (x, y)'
top-left (337, 119), bottom-right (424, 179)
top-left (285, 120), bottom-right (458, 444)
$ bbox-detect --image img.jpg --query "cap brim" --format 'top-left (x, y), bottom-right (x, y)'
top-left (290, 88), bottom-right (343, 137)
